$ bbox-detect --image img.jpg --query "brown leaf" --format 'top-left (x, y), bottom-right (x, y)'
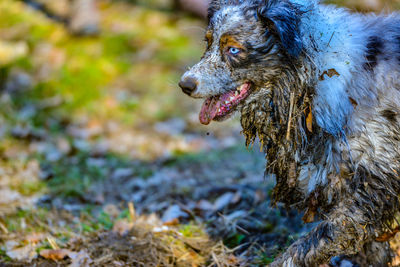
top-left (26, 233), bottom-right (46, 244)
top-left (40, 249), bottom-right (71, 261)
top-left (319, 68), bottom-right (340, 81)
top-left (163, 218), bottom-right (179, 226)
top-left (112, 219), bottom-right (133, 235)
top-left (306, 110), bottom-right (313, 133)
top-left (7, 244), bottom-right (37, 262)
top-left (302, 208), bottom-right (316, 223)
top-left (376, 227), bottom-right (400, 242)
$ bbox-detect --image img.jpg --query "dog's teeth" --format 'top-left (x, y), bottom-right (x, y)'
top-left (235, 91), bottom-right (239, 96)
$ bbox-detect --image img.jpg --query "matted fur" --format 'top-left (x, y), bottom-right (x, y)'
top-left (180, 0), bottom-right (400, 266)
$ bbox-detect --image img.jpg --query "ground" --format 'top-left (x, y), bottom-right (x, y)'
top-left (0, 0), bottom-right (399, 266)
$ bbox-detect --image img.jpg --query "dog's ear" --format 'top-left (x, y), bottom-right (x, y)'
top-left (257, 0), bottom-right (303, 57)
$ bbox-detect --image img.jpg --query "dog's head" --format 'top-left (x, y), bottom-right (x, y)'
top-left (179, 0), bottom-right (304, 125)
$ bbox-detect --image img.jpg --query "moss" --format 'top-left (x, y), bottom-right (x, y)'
top-left (12, 181), bottom-right (46, 196)
top-left (179, 224), bottom-right (206, 238)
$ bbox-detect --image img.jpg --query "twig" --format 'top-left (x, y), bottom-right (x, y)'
top-left (286, 92), bottom-right (295, 141)
top-left (0, 221), bottom-right (8, 234)
top-left (47, 237), bottom-right (60, 250)
top-left (128, 202), bottom-right (136, 223)
top-left (327, 31), bottom-right (336, 48)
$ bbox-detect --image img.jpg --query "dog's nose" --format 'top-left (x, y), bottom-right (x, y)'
top-left (179, 76), bottom-right (198, 96)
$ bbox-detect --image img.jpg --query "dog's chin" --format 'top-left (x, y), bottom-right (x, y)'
top-left (199, 82), bottom-right (253, 125)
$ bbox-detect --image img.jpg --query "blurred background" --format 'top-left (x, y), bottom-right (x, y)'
top-left (0, 0), bottom-right (399, 266)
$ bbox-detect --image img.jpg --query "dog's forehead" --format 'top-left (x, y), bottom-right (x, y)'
top-left (209, 5), bottom-right (247, 36)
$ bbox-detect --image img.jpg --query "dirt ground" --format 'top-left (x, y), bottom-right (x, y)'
top-left (0, 0), bottom-right (399, 266)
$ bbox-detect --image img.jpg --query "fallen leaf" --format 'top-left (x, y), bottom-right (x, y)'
top-left (112, 219), bottom-right (133, 235)
top-left (195, 200), bottom-right (214, 211)
top-left (68, 250), bottom-right (92, 267)
top-left (103, 204), bottom-right (120, 218)
top-left (40, 249), bottom-right (71, 261)
top-left (319, 68), bottom-right (340, 81)
top-left (225, 210), bottom-right (247, 221)
top-left (0, 189), bottom-right (21, 204)
top-left (306, 110), bottom-right (313, 133)
top-left (163, 218), bottom-right (179, 226)
top-left (7, 244), bottom-right (37, 262)
top-left (376, 226), bottom-right (400, 242)
top-left (112, 168), bottom-right (134, 179)
top-left (162, 205), bottom-right (188, 222)
top-left (26, 233), bottom-right (46, 244)
top-left (214, 193), bottom-right (234, 211)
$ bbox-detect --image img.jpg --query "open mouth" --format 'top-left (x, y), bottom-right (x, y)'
top-left (199, 82), bottom-right (252, 125)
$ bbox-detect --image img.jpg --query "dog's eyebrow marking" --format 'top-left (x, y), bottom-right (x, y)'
top-left (219, 33), bottom-right (248, 66)
top-left (364, 36), bottom-right (383, 71)
top-left (219, 33), bottom-right (246, 51)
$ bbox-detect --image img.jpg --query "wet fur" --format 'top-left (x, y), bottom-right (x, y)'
top-left (181, 0), bottom-right (400, 266)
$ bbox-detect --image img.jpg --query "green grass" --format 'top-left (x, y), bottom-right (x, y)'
top-left (224, 233), bottom-right (246, 248)
top-left (0, 249), bottom-right (12, 262)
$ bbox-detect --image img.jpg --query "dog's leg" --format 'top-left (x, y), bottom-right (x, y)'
top-left (270, 206), bottom-right (372, 267)
top-left (346, 240), bottom-right (391, 267)
top-left (330, 241), bottom-right (392, 267)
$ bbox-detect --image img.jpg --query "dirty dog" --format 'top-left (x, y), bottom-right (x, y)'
top-left (179, 0), bottom-right (400, 266)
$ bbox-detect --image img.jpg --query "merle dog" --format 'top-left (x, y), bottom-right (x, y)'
top-left (179, 0), bottom-right (400, 266)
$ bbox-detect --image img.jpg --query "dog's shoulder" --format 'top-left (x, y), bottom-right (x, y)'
top-left (300, 3), bottom-right (400, 137)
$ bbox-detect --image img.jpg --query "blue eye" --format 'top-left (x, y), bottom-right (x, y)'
top-left (229, 47), bottom-right (241, 55)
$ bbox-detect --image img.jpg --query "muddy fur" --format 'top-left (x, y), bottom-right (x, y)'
top-left (180, 0), bottom-right (400, 266)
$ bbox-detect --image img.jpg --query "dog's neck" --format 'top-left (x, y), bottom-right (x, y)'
top-left (240, 64), bottom-right (321, 204)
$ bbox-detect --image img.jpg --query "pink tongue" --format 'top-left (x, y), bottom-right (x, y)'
top-left (199, 96), bottom-right (220, 125)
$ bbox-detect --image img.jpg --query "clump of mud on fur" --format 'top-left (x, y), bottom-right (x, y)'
top-left (240, 78), bottom-right (316, 207)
